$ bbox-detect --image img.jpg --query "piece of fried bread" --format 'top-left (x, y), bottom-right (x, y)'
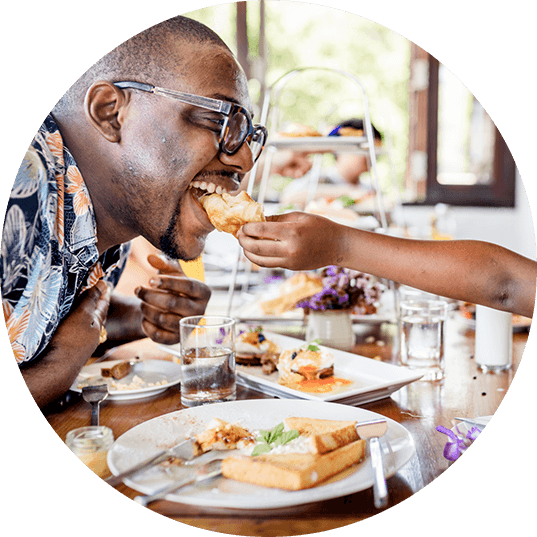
top-left (222, 417), bottom-right (365, 490)
top-left (200, 191), bottom-right (265, 238)
top-left (283, 417), bottom-right (360, 454)
top-left (222, 439), bottom-right (365, 490)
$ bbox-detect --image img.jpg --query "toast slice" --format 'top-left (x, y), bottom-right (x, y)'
top-left (222, 439), bottom-right (365, 490)
top-left (283, 417), bottom-right (360, 454)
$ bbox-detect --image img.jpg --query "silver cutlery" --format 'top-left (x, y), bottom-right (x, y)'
top-left (105, 437), bottom-right (201, 487)
top-left (453, 415), bottom-right (492, 430)
top-left (133, 459), bottom-right (223, 507)
top-left (355, 418), bottom-right (389, 509)
top-left (81, 384), bottom-right (109, 426)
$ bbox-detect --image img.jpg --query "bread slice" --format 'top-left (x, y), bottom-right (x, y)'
top-left (283, 417), bottom-right (359, 454)
top-left (222, 439), bottom-right (365, 490)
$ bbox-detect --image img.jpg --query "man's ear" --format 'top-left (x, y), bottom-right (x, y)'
top-left (84, 81), bottom-right (128, 143)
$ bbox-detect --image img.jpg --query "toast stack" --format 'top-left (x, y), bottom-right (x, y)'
top-left (221, 417), bottom-right (365, 490)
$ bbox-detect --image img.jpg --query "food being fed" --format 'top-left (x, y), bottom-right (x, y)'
top-left (200, 191), bottom-right (265, 238)
top-left (222, 417), bottom-right (365, 490)
top-left (236, 326), bottom-right (280, 373)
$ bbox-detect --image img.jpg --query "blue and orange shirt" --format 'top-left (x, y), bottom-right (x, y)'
top-left (1, 115), bottom-right (129, 364)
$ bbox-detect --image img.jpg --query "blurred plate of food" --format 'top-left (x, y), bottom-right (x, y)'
top-left (458, 302), bottom-right (531, 332)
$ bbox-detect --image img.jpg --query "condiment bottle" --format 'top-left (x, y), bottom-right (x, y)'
top-left (66, 426), bottom-right (114, 478)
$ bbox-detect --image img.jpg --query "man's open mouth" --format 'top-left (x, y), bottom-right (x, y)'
top-left (189, 180), bottom-right (230, 202)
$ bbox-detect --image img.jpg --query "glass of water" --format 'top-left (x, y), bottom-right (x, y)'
top-left (179, 315), bottom-right (236, 407)
top-left (400, 299), bottom-right (448, 381)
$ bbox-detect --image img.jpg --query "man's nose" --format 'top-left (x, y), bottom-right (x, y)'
top-left (218, 141), bottom-right (254, 173)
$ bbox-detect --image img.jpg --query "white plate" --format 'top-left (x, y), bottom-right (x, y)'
top-left (107, 399), bottom-right (415, 509)
top-left (233, 290), bottom-right (396, 324)
top-left (71, 360), bottom-right (181, 400)
top-left (268, 136), bottom-right (381, 154)
top-left (234, 332), bottom-right (422, 405)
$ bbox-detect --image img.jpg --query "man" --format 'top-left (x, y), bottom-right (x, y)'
top-left (1, 16), bottom-right (265, 408)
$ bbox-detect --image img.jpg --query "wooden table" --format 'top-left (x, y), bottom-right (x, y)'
top-left (44, 316), bottom-right (528, 536)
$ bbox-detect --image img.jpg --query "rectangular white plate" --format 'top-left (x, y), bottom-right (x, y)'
top-left (235, 331), bottom-right (422, 405)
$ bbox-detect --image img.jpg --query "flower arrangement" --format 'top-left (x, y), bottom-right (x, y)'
top-left (296, 266), bottom-right (383, 314)
top-left (436, 424), bottom-right (482, 461)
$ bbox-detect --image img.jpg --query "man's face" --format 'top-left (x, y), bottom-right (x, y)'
top-left (109, 43), bottom-right (254, 260)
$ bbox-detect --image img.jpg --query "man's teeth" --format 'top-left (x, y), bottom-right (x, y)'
top-left (190, 181), bottom-right (227, 195)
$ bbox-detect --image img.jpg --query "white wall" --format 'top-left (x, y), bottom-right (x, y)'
top-left (395, 171), bottom-right (536, 259)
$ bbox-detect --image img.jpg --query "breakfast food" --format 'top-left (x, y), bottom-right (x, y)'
top-left (101, 361), bottom-right (131, 380)
top-left (236, 326), bottom-right (280, 372)
top-left (276, 340), bottom-right (353, 393)
top-left (194, 418), bottom-right (256, 454)
top-left (259, 272), bottom-right (324, 315)
top-left (277, 123), bottom-right (322, 138)
top-left (222, 417), bottom-right (365, 490)
top-left (200, 191), bottom-right (265, 238)
top-left (277, 341), bottom-right (335, 385)
top-left (282, 417), bottom-right (360, 454)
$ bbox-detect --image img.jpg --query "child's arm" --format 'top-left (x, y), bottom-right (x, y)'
top-left (238, 212), bottom-right (537, 318)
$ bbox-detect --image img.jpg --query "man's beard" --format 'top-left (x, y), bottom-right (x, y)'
top-left (159, 203), bottom-right (198, 261)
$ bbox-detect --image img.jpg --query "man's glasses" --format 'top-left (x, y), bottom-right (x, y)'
top-left (114, 81), bottom-right (267, 162)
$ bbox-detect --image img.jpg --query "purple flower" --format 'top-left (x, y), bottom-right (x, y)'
top-left (436, 424), bottom-right (482, 461)
top-left (295, 266), bottom-right (384, 312)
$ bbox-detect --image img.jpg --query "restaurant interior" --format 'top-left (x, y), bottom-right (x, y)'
top-left (4, 1), bottom-right (536, 536)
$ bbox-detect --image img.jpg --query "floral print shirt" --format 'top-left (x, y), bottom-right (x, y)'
top-left (1, 115), bottom-right (129, 364)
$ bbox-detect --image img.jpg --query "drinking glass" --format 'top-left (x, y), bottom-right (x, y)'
top-left (475, 305), bottom-right (512, 372)
top-left (400, 299), bottom-right (448, 381)
top-left (179, 315), bottom-right (236, 407)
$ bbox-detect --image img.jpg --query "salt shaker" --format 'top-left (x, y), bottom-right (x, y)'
top-left (475, 305), bottom-right (513, 372)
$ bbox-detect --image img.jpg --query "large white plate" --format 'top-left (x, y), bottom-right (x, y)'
top-left (107, 399), bottom-right (415, 509)
top-left (71, 360), bottom-right (181, 400)
top-left (234, 332), bottom-right (422, 405)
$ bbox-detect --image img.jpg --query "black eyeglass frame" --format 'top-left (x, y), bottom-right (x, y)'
top-left (113, 81), bottom-right (267, 161)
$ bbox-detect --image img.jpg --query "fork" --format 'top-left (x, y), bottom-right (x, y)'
top-left (133, 459), bottom-right (223, 507)
top-left (82, 384), bottom-right (109, 426)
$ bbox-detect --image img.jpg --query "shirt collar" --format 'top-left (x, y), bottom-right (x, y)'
top-left (43, 114), bottom-right (100, 262)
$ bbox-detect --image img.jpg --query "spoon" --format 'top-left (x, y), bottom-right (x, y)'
top-left (82, 384), bottom-right (109, 426)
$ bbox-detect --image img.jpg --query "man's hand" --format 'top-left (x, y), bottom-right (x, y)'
top-left (52, 279), bottom-right (111, 351)
top-left (135, 254), bottom-right (211, 345)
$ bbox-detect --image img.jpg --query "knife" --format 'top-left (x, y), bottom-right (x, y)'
top-left (105, 437), bottom-right (199, 487)
top-left (453, 416), bottom-right (492, 430)
top-left (355, 418), bottom-right (389, 509)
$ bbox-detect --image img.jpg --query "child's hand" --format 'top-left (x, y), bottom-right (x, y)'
top-left (237, 212), bottom-right (344, 270)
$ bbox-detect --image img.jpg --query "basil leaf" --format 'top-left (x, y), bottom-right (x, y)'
top-left (251, 443), bottom-right (272, 456)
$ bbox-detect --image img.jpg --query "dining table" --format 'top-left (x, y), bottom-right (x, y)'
top-left (43, 311), bottom-right (528, 536)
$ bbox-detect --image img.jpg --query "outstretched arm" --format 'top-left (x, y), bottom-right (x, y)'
top-left (238, 212), bottom-right (537, 318)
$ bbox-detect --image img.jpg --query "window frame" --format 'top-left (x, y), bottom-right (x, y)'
top-left (406, 49), bottom-right (516, 208)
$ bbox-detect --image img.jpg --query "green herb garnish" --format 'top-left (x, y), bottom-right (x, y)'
top-left (306, 338), bottom-right (322, 352)
top-left (338, 195), bottom-right (355, 207)
top-left (251, 422), bottom-right (300, 456)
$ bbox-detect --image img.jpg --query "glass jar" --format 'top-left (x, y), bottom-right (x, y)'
top-left (66, 426), bottom-right (114, 478)
top-left (305, 309), bottom-right (355, 351)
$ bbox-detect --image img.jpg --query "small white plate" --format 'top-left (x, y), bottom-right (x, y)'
top-left (107, 399), bottom-right (415, 509)
top-left (71, 360), bottom-right (181, 400)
